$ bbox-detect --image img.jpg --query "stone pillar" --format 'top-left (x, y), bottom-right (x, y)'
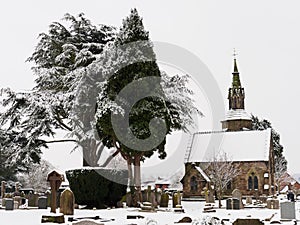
top-left (1, 181), bottom-right (6, 198)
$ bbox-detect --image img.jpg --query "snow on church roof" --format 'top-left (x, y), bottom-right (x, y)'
top-left (223, 109), bottom-right (251, 121)
top-left (185, 128), bottom-right (271, 163)
top-left (195, 166), bottom-right (211, 182)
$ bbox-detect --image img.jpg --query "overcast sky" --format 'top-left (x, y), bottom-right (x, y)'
top-left (1, 0), bottom-right (300, 176)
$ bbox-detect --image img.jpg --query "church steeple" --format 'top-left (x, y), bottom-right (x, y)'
top-left (221, 50), bottom-right (252, 131)
top-left (228, 55), bottom-right (245, 110)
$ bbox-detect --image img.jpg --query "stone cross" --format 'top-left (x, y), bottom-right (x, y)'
top-left (1, 181), bottom-right (6, 198)
top-left (47, 171), bottom-right (64, 213)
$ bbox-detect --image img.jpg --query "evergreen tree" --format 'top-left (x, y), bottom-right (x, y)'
top-left (251, 115), bottom-right (287, 173)
top-left (95, 8), bottom-right (200, 205)
top-left (0, 13), bottom-right (115, 169)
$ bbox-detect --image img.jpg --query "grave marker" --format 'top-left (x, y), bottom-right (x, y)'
top-left (47, 170), bottom-right (64, 213)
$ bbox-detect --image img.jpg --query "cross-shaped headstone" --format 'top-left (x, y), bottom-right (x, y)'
top-left (47, 171), bottom-right (64, 213)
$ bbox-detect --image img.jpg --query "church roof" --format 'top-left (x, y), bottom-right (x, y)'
top-left (223, 109), bottom-right (251, 121)
top-left (185, 128), bottom-right (271, 163)
top-left (195, 166), bottom-right (211, 182)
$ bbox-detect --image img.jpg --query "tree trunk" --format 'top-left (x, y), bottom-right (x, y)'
top-left (133, 155), bottom-right (142, 204)
top-left (81, 138), bottom-right (104, 167)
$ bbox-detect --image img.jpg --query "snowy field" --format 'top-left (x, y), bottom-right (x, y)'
top-left (1, 199), bottom-right (300, 225)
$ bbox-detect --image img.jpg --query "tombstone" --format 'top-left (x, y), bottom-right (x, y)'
top-left (154, 188), bottom-right (161, 205)
top-left (38, 196), bottom-right (48, 209)
top-left (172, 191), bottom-right (181, 208)
top-left (60, 189), bottom-right (75, 215)
top-left (280, 201), bottom-right (296, 220)
top-left (13, 201), bottom-right (19, 209)
top-left (47, 170), bottom-right (64, 213)
top-left (245, 196), bottom-right (252, 204)
top-left (146, 185), bottom-right (152, 202)
top-left (28, 193), bottom-right (39, 207)
top-left (1, 181), bottom-right (6, 199)
top-left (233, 218), bottom-right (264, 225)
top-left (160, 192), bottom-right (169, 207)
top-left (71, 221), bottom-right (105, 225)
top-left (266, 199), bottom-right (279, 209)
top-left (232, 189), bottom-right (243, 209)
top-left (150, 192), bottom-right (158, 208)
top-left (5, 198), bottom-right (14, 210)
top-left (41, 214), bottom-right (65, 224)
top-left (226, 198), bottom-right (240, 210)
top-left (15, 182), bottom-right (20, 194)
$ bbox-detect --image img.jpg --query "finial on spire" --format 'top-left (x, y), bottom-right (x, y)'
top-left (233, 48), bottom-right (239, 74)
top-left (233, 48), bottom-right (238, 59)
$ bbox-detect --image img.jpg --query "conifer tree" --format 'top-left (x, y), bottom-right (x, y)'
top-left (95, 8), bottom-right (200, 205)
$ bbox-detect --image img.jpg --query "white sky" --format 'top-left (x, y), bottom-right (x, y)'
top-left (1, 0), bottom-right (300, 175)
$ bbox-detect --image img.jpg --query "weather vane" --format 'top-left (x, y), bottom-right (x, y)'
top-left (233, 48), bottom-right (238, 59)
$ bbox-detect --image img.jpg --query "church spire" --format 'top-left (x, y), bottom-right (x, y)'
top-left (228, 50), bottom-right (245, 110)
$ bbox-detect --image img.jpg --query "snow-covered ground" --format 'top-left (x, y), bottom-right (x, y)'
top-left (1, 199), bottom-right (300, 225)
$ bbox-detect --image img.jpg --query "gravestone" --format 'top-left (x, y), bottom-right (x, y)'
top-left (154, 188), bottom-right (161, 205)
top-left (160, 192), bottom-right (169, 207)
top-left (15, 182), bottom-right (20, 194)
top-left (13, 196), bottom-right (22, 206)
top-left (60, 188), bottom-right (75, 215)
top-left (13, 201), bottom-right (19, 209)
top-left (72, 221), bottom-right (105, 225)
top-left (232, 189), bottom-right (243, 209)
top-left (172, 191), bottom-right (181, 208)
top-left (233, 218), bottom-right (264, 225)
top-left (226, 198), bottom-right (240, 210)
top-left (246, 196), bottom-right (252, 204)
top-left (47, 170), bottom-right (64, 213)
top-left (1, 181), bottom-right (6, 199)
top-left (267, 199), bottom-right (279, 209)
top-left (280, 201), bottom-right (296, 220)
top-left (5, 198), bottom-right (14, 210)
top-left (38, 196), bottom-right (48, 209)
top-left (146, 185), bottom-right (152, 202)
top-left (28, 193), bottom-right (39, 207)
top-left (150, 192), bottom-right (158, 208)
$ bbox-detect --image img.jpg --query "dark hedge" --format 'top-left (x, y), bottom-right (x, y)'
top-left (66, 168), bottom-right (128, 209)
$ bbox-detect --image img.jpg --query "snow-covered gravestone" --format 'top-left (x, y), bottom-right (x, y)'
top-left (232, 189), bottom-right (243, 209)
top-left (280, 201), bottom-right (296, 220)
top-left (47, 171), bottom-right (64, 213)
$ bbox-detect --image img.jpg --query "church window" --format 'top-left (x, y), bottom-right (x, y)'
top-left (227, 180), bottom-right (232, 190)
top-left (248, 173), bottom-right (259, 190)
top-left (190, 176), bottom-right (197, 192)
top-left (254, 176), bottom-right (258, 189)
top-left (248, 176), bottom-right (253, 190)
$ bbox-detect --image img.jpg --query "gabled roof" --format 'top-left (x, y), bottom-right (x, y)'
top-left (185, 128), bottom-right (271, 163)
top-left (195, 166), bottom-right (211, 182)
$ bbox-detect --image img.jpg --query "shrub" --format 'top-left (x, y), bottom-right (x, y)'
top-left (66, 168), bottom-right (128, 209)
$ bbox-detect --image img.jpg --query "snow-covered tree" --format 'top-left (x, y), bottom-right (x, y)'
top-left (95, 8), bottom-right (200, 206)
top-left (0, 13), bottom-right (115, 168)
top-left (204, 152), bottom-right (240, 208)
top-left (251, 115), bottom-right (287, 175)
top-left (17, 160), bottom-right (54, 193)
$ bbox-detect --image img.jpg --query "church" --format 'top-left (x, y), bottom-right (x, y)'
top-left (181, 57), bottom-right (275, 198)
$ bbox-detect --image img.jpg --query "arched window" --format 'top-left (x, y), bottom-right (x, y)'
top-left (248, 173), bottom-right (259, 190)
top-left (248, 176), bottom-right (253, 190)
top-left (190, 176), bottom-right (198, 192)
top-left (227, 180), bottom-right (232, 190)
top-left (254, 176), bottom-right (258, 189)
